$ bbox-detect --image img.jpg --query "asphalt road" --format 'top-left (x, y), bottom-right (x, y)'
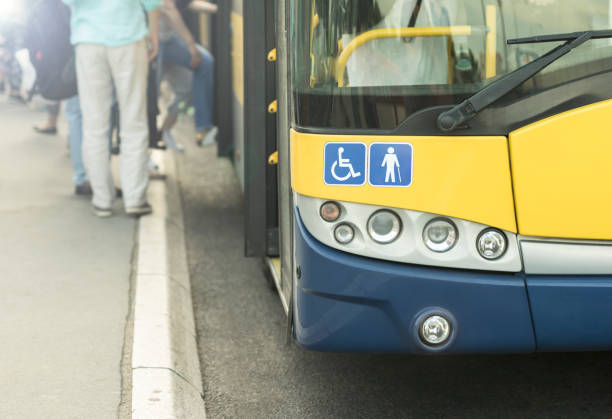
top-left (175, 131), bottom-right (612, 419)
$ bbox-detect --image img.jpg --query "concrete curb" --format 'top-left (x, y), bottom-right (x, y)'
top-left (131, 151), bottom-right (206, 418)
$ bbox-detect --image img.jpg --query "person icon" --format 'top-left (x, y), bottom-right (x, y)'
top-left (368, 143), bottom-right (412, 187)
top-left (381, 146), bottom-right (401, 183)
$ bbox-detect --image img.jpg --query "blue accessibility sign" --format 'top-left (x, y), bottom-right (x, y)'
top-left (369, 143), bottom-right (413, 187)
top-left (324, 142), bottom-right (367, 186)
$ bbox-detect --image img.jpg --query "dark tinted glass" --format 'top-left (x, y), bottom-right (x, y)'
top-left (290, 0), bottom-right (612, 131)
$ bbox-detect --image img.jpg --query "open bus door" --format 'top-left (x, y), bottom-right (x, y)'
top-left (215, 0), bottom-right (293, 312)
top-left (218, 0), bottom-right (279, 258)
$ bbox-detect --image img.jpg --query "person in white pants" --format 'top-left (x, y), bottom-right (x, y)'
top-left (63, 0), bottom-right (161, 217)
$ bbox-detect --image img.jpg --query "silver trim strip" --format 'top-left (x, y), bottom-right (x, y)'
top-left (520, 239), bottom-right (612, 275)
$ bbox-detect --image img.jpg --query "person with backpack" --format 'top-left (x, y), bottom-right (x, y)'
top-left (25, 0), bottom-right (77, 102)
top-left (62, 0), bottom-right (161, 217)
top-left (25, 0), bottom-right (111, 196)
top-left (25, 1), bottom-right (88, 194)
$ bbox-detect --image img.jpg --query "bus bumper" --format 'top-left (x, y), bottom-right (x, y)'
top-left (525, 277), bottom-right (612, 351)
top-left (293, 212), bottom-right (536, 353)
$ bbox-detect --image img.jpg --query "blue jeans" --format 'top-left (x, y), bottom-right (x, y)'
top-left (159, 35), bottom-right (214, 132)
top-left (65, 95), bottom-right (87, 186)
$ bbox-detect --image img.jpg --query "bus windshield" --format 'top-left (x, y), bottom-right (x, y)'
top-left (290, 0), bottom-right (612, 131)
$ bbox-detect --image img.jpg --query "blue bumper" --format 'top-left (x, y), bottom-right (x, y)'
top-left (526, 277), bottom-right (612, 351)
top-left (293, 212), bottom-right (536, 353)
top-left (294, 211), bottom-right (612, 353)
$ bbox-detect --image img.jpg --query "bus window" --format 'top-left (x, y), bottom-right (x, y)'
top-left (505, 0), bottom-right (611, 73)
top-left (291, 0), bottom-right (612, 131)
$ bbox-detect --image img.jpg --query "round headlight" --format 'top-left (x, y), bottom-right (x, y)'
top-left (419, 315), bottom-right (451, 346)
top-left (334, 223), bottom-right (354, 244)
top-left (423, 218), bottom-right (458, 252)
top-left (320, 201), bottom-right (340, 222)
top-left (477, 228), bottom-right (507, 260)
top-left (367, 210), bottom-right (401, 244)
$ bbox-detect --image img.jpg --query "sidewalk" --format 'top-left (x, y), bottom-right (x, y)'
top-left (0, 100), bottom-right (135, 418)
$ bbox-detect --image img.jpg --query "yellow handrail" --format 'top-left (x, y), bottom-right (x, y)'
top-left (485, 5), bottom-right (497, 79)
top-left (335, 26), bottom-right (473, 87)
top-left (309, 0), bottom-right (320, 87)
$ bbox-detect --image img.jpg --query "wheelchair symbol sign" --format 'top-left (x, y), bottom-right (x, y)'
top-left (324, 142), bottom-right (366, 186)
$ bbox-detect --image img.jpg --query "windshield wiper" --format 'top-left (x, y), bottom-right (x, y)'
top-left (436, 30), bottom-right (612, 132)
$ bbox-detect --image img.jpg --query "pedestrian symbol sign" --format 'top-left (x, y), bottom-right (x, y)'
top-left (369, 143), bottom-right (413, 187)
top-left (324, 142), bottom-right (367, 186)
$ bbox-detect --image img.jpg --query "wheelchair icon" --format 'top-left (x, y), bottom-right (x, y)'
top-left (331, 147), bottom-right (362, 181)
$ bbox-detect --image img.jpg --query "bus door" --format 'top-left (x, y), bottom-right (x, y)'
top-left (226, 0), bottom-right (280, 259)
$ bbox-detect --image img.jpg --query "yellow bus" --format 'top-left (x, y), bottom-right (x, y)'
top-left (223, 0), bottom-right (612, 353)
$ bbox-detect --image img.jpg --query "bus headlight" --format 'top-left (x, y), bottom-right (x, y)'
top-left (367, 210), bottom-right (401, 244)
top-left (320, 201), bottom-right (340, 222)
top-left (477, 228), bottom-right (507, 260)
top-left (334, 223), bottom-right (354, 244)
top-left (423, 218), bottom-right (457, 252)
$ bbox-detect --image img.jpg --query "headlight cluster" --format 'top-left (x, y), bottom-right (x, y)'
top-left (319, 202), bottom-right (508, 260)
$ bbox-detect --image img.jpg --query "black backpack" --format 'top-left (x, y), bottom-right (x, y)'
top-left (24, 0), bottom-right (77, 100)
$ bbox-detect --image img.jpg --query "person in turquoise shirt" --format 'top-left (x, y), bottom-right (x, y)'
top-left (63, 0), bottom-right (161, 49)
top-left (62, 0), bottom-right (161, 217)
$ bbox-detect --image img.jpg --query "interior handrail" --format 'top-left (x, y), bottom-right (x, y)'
top-left (335, 26), bottom-right (473, 87)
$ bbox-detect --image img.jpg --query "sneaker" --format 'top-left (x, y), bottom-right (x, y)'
top-left (196, 126), bottom-right (218, 147)
top-left (162, 130), bottom-right (184, 152)
top-left (9, 93), bottom-right (26, 104)
top-left (93, 205), bottom-right (112, 218)
top-left (126, 203), bottom-right (152, 216)
top-left (76, 182), bottom-right (122, 198)
top-left (75, 181), bottom-right (92, 196)
top-left (34, 125), bottom-right (58, 135)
